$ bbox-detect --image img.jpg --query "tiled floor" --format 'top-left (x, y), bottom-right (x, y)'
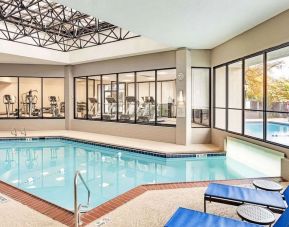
top-left (0, 177), bottom-right (283, 226)
top-left (0, 130), bottom-right (222, 154)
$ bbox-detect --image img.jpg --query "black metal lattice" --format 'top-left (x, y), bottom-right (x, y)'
top-left (0, 0), bottom-right (139, 51)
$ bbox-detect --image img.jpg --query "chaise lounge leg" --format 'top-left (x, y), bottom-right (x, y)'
top-left (204, 198), bottom-right (206, 213)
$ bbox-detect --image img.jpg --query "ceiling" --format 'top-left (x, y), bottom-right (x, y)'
top-left (56, 0), bottom-right (289, 49)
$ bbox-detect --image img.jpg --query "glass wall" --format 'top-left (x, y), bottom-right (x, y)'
top-left (87, 76), bottom-right (101, 120)
top-left (43, 78), bottom-right (65, 118)
top-left (0, 77), bottom-right (18, 118)
top-left (157, 69), bottom-right (176, 125)
top-left (214, 66), bottom-right (226, 130)
top-left (118, 72), bottom-right (135, 123)
top-left (74, 68), bottom-right (182, 127)
top-left (75, 77), bottom-right (87, 119)
top-left (136, 71), bottom-right (155, 124)
top-left (213, 43), bottom-right (289, 148)
top-left (191, 68), bottom-right (210, 127)
top-left (19, 78), bottom-right (42, 118)
top-left (244, 55), bottom-right (264, 139)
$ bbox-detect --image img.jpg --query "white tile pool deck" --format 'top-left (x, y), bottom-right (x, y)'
top-left (0, 130), bottom-right (222, 155)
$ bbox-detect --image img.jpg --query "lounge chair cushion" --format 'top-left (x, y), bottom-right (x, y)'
top-left (165, 207), bottom-right (261, 227)
top-left (274, 207), bottom-right (289, 227)
top-left (205, 183), bottom-right (287, 209)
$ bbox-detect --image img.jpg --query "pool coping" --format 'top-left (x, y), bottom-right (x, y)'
top-left (0, 177), bottom-right (283, 227)
top-left (0, 136), bottom-right (226, 158)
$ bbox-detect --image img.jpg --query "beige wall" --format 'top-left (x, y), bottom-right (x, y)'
top-left (212, 10), bottom-right (289, 66)
top-left (0, 119), bottom-right (65, 131)
top-left (70, 119), bottom-right (176, 143)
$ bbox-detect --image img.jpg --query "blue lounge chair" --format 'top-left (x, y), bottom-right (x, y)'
top-left (204, 183), bottom-right (289, 213)
top-left (165, 206), bottom-right (289, 227)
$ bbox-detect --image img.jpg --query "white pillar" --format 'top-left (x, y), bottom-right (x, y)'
top-left (176, 48), bottom-right (192, 145)
top-left (64, 66), bottom-right (73, 130)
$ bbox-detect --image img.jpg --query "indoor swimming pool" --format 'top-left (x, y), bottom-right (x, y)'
top-left (0, 138), bottom-right (266, 211)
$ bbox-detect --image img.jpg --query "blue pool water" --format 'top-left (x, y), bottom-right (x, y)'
top-left (245, 122), bottom-right (289, 146)
top-left (0, 139), bottom-right (265, 211)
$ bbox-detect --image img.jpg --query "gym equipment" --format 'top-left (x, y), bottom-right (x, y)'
top-left (103, 97), bottom-right (116, 120)
top-left (77, 102), bottom-right (86, 117)
top-left (138, 96), bottom-right (155, 123)
top-left (119, 96), bottom-right (136, 121)
top-left (3, 94), bottom-right (16, 117)
top-left (21, 90), bottom-right (39, 117)
top-left (88, 97), bottom-right (98, 115)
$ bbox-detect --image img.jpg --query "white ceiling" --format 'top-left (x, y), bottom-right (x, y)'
top-left (56, 0), bottom-right (289, 49)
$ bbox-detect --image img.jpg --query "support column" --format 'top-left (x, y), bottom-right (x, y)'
top-left (176, 48), bottom-right (192, 145)
top-left (64, 66), bottom-right (73, 130)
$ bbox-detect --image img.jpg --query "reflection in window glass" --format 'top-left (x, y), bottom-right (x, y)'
top-left (0, 77), bottom-right (18, 118)
top-left (157, 69), bottom-right (176, 125)
top-left (244, 111), bottom-right (263, 139)
top-left (215, 66), bottom-right (226, 108)
top-left (19, 78), bottom-right (42, 118)
top-left (215, 108), bottom-right (226, 130)
top-left (191, 68), bottom-right (210, 127)
top-left (88, 76), bottom-right (101, 120)
top-left (118, 73), bottom-right (135, 123)
top-left (102, 74), bottom-right (117, 121)
top-left (228, 62), bottom-right (242, 109)
top-left (43, 78), bottom-right (64, 118)
top-left (245, 55), bottom-right (263, 110)
top-left (136, 71), bottom-right (155, 124)
top-left (228, 109), bottom-right (242, 133)
top-left (266, 112), bottom-right (289, 146)
top-left (75, 77), bottom-right (87, 119)
top-left (267, 47), bottom-right (289, 112)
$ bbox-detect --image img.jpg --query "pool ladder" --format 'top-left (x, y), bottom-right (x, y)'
top-left (74, 171), bottom-right (91, 227)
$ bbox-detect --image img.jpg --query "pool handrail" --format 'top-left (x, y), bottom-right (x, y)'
top-left (74, 170), bottom-right (91, 227)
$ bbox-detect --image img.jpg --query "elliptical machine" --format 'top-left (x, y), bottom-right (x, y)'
top-left (3, 95), bottom-right (16, 117)
top-left (21, 90), bottom-right (39, 117)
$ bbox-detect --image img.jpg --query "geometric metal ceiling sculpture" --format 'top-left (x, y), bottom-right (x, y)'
top-left (0, 0), bottom-right (139, 52)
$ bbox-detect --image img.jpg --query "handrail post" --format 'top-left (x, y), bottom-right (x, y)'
top-left (74, 171), bottom-right (90, 227)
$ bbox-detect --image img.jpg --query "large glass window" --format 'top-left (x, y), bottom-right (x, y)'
top-left (191, 68), bottom-right (210, 127)
top-left (0, 77), bottom-right (18, 118)
top-left (244, 55), bottom-right (264, 138)
top-left (214, 43), bottom-right (289, 148)
top-left (43, 78), bottom-right (64, 118)
top-left (75, 77), bottom-right (87, 119)
top-left (157, 69), bottom-right (176, 125)
top-left (118, 73), bottom-right (135, 123)
top-left (19, 77), bottom-right (42, 118)
top-left (136, 71), bottom-right (156, 124)
top-left (214, 66), bottom-right (226, 129)
top-left (228, 61), bottom-right (242, 133)
top-left (88, 76), bottom-right (101, 120)
top-left (102, 74), bottom-right (117, 121)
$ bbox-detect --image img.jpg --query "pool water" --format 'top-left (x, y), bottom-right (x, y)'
top-left (245, 122), bottom-right (289, 146)
top-left (0, 139), bottom-right (265, 211)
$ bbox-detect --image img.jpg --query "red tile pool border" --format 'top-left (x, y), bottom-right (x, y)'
top-left (0, 177), bottom-right (283, 226)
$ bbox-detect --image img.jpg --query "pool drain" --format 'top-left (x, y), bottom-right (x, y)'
top-left (0, 196), bottom-right (8, 204)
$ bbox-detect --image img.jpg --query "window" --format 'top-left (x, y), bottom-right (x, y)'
top-left (228, 61), bottom-right (242, 133)
top-left (136, 71), bottom-right (156, 124)
top-left (191, 68), bottom-right (210, 127)
top-left (75, 77), bottom-right (87, 119)
top-left (43, 78), bottom-right (65, 118)
top-left (102, 74), bottom-right (117, 121)
top-left (214, 43), bottom-right (289, 148)
top-left (157, 69), bottom-right (176, 125)
top-left (88, 76), bottom-right (101, 120)
top-left (244, 55), bottom-right (264, 138)
top-left (118, 73), bottom-right (135, 123)
top-left (0, 77), bottom-right (18, 118)
top-left (214, 66), bottom-right (226, 129)
top-left (19, 77), bottom-right (42, 118)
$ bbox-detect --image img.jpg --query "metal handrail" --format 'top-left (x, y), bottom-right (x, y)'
top-left (74, 171), bottom-right (91, 227)
top-left (21, 128), bottom-right (26, 136)
top-left (11, 128), bottom-right (17, 137)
